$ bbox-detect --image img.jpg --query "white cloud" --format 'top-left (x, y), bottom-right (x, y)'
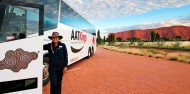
top-left (63, 0), bottom-right (190, 19)
top-left (100, 33), bottom-right (108, 39)
top-left (104, 18), bottom-right (190, 33)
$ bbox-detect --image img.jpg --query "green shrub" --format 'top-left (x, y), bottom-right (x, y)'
top-left (172, 41), bottom-right (181, 48)
top-left (128, 42), bottom-right (135, 46)
top-left (156, 41), bottom-right (165, 47)
top-left (120, 43), bottom-right (128, 48)
top-left (147, 49), bottom-right (160, 54)
top-left (137, 42), bottom-right (144, 47)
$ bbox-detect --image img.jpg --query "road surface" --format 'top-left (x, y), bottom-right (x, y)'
top-left (43, 47), bottom-right (190, 94)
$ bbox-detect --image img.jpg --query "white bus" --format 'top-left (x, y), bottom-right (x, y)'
top-left (0, 0), bottom-right (96, 94)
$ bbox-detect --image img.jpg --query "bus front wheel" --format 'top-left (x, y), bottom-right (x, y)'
top-left (43, 57), bottom-right (49, 86)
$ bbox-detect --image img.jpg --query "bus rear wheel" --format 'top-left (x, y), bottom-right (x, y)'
top-left (91, 47), bottom-right (94, 56)
top-left (87, 48), bottom-right (91, 58)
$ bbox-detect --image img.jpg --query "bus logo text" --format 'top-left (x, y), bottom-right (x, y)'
top-left (71, 30), bottom-right (87, 43)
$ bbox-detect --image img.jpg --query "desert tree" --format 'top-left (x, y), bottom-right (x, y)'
top-left (103, 36), bottom-right (106, 44)
top-left (108, 34), bottom-right (115, 45)
top-left (116, 37), bottom-right (122, 42)
top-left (96, 29), bottom-right (102, 45)
top-left (174, 36), bottom-right (182, 41)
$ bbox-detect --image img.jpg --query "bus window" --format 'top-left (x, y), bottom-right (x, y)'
top-left (60, 1), bottom-right (96, 35)
top-left (15, 0), bottom-right (59, 31)
top-left (0, 4), bottom-right (40, 43)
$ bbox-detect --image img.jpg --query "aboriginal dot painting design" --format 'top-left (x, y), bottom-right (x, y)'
top-left (0, 48), bottom-right (38, 72)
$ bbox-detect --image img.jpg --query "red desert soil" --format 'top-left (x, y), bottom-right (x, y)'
top-left (43, 47), bottom-right (190, 94)
top-left (110, 25), bottom-right (190, 40)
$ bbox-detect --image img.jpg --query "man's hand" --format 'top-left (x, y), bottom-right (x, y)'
top-left (64, 67), bottom-right (67, 73)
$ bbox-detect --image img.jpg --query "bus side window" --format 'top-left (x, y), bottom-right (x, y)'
top-left (0, 4), bottom-right (39, 43)
top-left (60, 1), bottom-right (96, 35)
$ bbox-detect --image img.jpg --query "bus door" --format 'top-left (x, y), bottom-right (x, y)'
top-left (0, 0), bottom-right (44, 94)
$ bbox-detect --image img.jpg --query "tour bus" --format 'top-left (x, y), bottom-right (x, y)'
top-left (0, 0), bottom-right (96, 94)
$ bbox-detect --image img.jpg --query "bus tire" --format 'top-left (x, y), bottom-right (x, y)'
top-left (91, 47), bottom-right (94, 56)
top-left (43, 57), bottom-right (49, 86)
top-left (87, 47), bottom-right (91, 58)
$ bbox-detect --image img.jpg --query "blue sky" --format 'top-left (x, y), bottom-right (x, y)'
top-left (63, 0), bottom-right (190, 35)
top-left (92, 5), bottom-right (190, 30)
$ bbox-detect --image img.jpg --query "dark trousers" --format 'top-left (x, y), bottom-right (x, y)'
top-left (49, 64), bottom-right (64, 94)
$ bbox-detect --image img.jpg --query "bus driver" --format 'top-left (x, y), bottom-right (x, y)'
top-left (43, 32), bottom-right (68, 94)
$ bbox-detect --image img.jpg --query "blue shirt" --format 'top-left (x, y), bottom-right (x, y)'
top-left (43, 41), bottom-right (68, 67)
